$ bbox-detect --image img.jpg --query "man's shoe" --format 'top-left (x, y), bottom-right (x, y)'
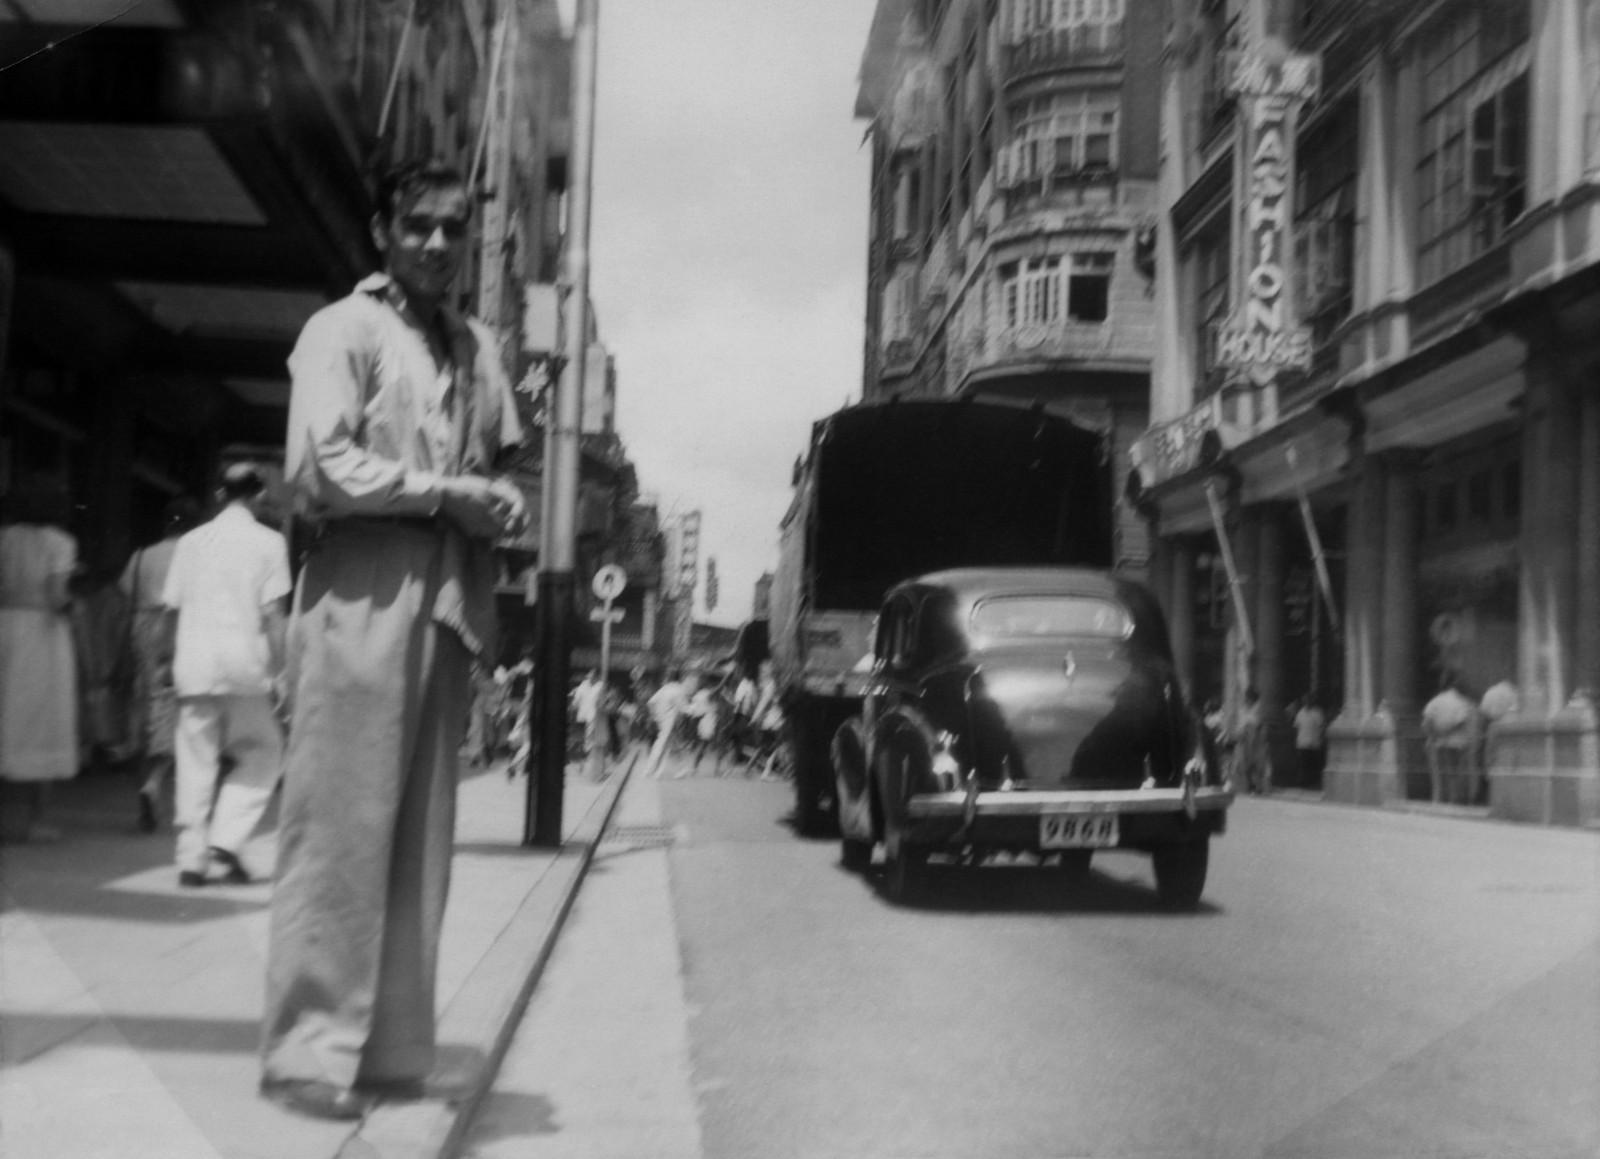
top-left (178, 870), bottom-right (206, 889)
top-left (208, 847), bottom-right (253, 885)
top-left (260, 1079), bottom-right (373, 1122)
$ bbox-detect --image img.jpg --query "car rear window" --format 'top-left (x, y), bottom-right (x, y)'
top-left (970, 595), bottom-right (1132, 640)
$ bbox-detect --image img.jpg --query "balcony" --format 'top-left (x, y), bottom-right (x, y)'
top-left (955, 321), bottom-right (1129, 384)
top-left (1001, 25), bottom-right (1125, 86)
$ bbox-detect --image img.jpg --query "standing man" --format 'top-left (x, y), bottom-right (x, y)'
top-left (160, 464), bottom-right (290, 887)
top-left (1291, 696), bottom-right (1327, 791)
top-left (1422, 677), bottom-right (1479, 805)
top-left (260, 160), bottom-right (526, 1121)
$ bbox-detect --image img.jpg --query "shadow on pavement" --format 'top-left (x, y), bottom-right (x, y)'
top-left (2, 1012), bottom-right (260, 1065)
top-left (2, 772), bottom-right (271, 923)
top-left (455, 1090), bottom-right (560, 1145)
top-left (856, 860), bottom-right (1224, 917)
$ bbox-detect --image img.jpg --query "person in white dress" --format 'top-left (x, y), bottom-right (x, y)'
top-left (0, 476), bottom-right (80, 843)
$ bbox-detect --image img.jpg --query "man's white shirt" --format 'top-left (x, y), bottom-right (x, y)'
top-left (162, 505), bottom-right (291, 697)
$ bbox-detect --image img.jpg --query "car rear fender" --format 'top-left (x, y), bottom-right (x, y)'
top-left (871, 706), bottom-right (943, 828)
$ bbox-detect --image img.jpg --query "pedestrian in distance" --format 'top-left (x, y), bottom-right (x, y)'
top-left (159, 463), bottom-right (290, 888)
top-left (1292, 696), bottom-right (1327, 790)
top-left (120, 495), bottom-right (202, 832)
top-left (646, 666), bottom-right (689, 777)
top-left (571, 667), bottom-right (603, 758)
top-left (1422, 676), bottom-right (1479, 805)
top-left (0, 475), bottom-right (80, 844)
top-left (1477, 676), bottom-right (1517, 805)
top-left (260, 157), bottom-right (527, 1122)
top-left (1234, 688), bottom-right (1269, 795)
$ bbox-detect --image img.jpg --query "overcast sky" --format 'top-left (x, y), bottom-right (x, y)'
top-left (559, 0), bottom-right (875, 627)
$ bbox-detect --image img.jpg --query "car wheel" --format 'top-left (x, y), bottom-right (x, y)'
top-left (840, 835), bottom-right (873, 872)
top-left (1151, 838), bottom-right (1209, 909)
top-left (882, 831), bottom-right (927, 904)
top-left (1056, 849), bottom-right (1093, 877)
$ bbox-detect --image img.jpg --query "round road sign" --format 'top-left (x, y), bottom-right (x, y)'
top-left (591, 564), bottom-right (627, 602)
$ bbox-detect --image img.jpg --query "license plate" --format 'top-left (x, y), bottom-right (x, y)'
top-left (1040, 813), bottom-right (1118, 849)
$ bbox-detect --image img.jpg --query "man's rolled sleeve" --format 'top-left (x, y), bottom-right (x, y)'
top-left (285, 307), bottom-right (444, 517)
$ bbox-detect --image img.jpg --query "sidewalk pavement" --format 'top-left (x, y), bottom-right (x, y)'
top-left (0, 747), bottom-right (641, 1159)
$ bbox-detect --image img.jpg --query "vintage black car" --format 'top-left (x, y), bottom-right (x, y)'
top-left (831, 567), bottom-right (1231, 907)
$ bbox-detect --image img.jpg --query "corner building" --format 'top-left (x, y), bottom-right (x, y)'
top-left (857, 0), bottom-right (1166, 575)
top-left (1133, 0), bottom-right (1600, 825)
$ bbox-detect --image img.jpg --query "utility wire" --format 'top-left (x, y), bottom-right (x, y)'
top-left (0, 0), bottom-right (145, 77)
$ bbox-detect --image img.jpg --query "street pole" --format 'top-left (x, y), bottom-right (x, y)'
top-left (526, 0), bottom-right (599, 847)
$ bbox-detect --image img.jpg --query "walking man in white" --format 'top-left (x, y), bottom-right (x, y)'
top-left (161, 463), bottom-right (291, 887)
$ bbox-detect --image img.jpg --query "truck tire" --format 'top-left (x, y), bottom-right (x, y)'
top-left (789, 708), bottom-right (835, 836)
top-left (1152, 838), bottom-right (1209, 909)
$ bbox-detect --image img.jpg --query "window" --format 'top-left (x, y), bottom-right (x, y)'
top-left (1502, 458), bottom-right (1521, 521)
top-left (1467, 470), bottom-right (1492, 522)
top-left (999, 257), bottom-right (1062, 327)
top-left (1010, 0), bottom-right (1125, 51)
top-left (971, 595), bottom-right (1132, 640)
top-left (1186, 215), bottom-right (1231, 384)
top-left (1294, 100), bottom-right (1358, 344)
top-left (1005, 90), bottom-right (1120, 190)
top-left (1434, 484), bottom-right (1458, 535)
top-left (998, 252), bottom-right (1113, 329)
top-left (1415, 4), bottom-right (1530, 285)
top-left (1067, 252), bottom-right (1114, 321)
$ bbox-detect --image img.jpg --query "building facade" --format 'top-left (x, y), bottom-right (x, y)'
top-left (857, 0), bottom-right (1166, 574)
top-left (1132, 0), bottom-right (1600, 825)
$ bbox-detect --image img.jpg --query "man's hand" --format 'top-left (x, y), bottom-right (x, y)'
top-left (438, 476), bottom-right (527, 540)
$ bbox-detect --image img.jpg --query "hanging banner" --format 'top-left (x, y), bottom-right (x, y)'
top-left (1213, 49), bottom-right (1321, 385)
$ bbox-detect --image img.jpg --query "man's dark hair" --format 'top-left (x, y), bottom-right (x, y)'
top-left (372, 159), bottom-right (469, 227)
top-left (220, 462), bottom-right (268, 502)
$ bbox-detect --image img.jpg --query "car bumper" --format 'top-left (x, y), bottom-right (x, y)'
top-left (902, 785), bottom-right (1233, 849)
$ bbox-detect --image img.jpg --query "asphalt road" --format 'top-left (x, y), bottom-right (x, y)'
top-left (465, 761), bottom-right (1600, 1159)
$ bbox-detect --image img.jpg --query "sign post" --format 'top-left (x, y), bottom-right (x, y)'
top-left (582, 564), bottom-right (627, 782)
top-left (590, 564), bottom-right (627, 681)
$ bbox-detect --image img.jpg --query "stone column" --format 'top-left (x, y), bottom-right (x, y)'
top-left (1348, 451), bottom-right (1387, 719)
top-left (1545, 371), bottom-right (1582, 711)
top-left (1255, 503), bottom-right (1291, 784)
top-left (1378, 451), bottom-right (1423, 801)
top-left (1378, 454), bottom-right (1421, 716)
top-left (1169, 537), bottom-right (1197, 699)
top-left (1577, 389), bottom-right (1600, 699)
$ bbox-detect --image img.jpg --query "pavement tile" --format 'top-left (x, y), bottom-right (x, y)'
top-left (0, 753), bottom-right (627, 1159)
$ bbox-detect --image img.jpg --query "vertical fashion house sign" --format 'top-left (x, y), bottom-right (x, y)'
top-left (1214, 48), bottom-right (1321, 385)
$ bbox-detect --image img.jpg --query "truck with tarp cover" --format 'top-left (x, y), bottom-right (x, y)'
top-left (769, 397), bottom-right (1113, 834)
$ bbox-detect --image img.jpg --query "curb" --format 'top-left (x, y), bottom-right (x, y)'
top-left (343, 751), bottom-right (641, 1159)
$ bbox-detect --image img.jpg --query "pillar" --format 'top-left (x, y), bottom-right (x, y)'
top-left (1378, 453), bottom-right (1421, 716)
top-left (1545, 371), bottom-right (1582, 710)
top-left (1344, 451), bottom-right (1387, 719)
top-left (1576, 389), bottom-right (1600, 699)
top-left (1255, 503), bottom-right (1292, 784)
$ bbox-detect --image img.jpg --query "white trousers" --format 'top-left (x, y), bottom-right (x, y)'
top-left (173, 694), bottom-right (283, 874)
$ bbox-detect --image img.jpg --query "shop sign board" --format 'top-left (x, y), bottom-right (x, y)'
top-left (1213, 49), bottom-right (1321, 385)
top-left (1129, 394), bottom-right (1245, 490)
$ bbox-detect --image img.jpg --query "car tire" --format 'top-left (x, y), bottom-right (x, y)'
top-left (1151, 838), bottom-right (1209, 909)
top-left (840, 835), bottom-right (873, 872)
top-left (882, 834), bottom-right (927, 904)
